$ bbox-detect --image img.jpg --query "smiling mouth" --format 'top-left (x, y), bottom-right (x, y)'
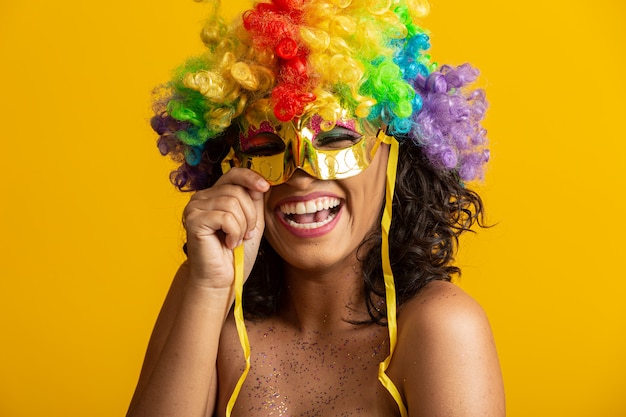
top-left (278, 197), bottom-right (342, 229)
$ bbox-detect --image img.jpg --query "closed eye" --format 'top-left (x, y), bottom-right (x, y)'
top-left (314, 127), bottom-right (362, 150)
top-left (240, 133), bottom-right (286, 156)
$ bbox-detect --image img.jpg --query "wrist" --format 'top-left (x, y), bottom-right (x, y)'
top-left (183, 279), bottom-right (235, 319)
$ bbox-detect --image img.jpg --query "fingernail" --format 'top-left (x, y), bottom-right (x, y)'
top-left (258, 179), bottom-right (270, 190)
top-left (245, 229), bottom-right (256, 240)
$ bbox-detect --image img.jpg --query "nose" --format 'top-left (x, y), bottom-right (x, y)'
top-left (283, 167), bottom-right (317, 190)
top-left (289, 130), bottom-right (310, 171)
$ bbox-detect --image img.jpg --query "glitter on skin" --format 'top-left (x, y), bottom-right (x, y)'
top-left (234, 323), bottom-right (394, 416)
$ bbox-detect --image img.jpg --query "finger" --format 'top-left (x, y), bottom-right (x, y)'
top-left (215, 167), bottom-right (270, 198)
top-left (218, 168), bottom-right (269, 226)
top-left (184, 198), bottom-right (248, 245)
top-left (213, 170), bottom-right (268, 233)
top-left (186, 183), bottom-right (263, 242)
top-left (184, 209), bottom-right (246, 250)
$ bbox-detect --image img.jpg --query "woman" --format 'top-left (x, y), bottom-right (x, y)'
top-left (128, 0), bottom-right (505, 416)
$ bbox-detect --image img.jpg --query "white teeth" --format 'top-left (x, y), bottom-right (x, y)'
top-left (279, 197), bottom-right (341, 215)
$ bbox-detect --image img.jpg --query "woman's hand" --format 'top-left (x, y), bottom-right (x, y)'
top-left (182, 168), bottom-right (270, 290)
top-left (126, 168), bottom-right (269, 417)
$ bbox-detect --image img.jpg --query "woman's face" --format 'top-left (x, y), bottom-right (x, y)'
top-left (261, 130), bottom-right (390, 272)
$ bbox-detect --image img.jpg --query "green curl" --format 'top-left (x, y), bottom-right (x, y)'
top-left (177, 126), bottom-right (211, 147)
top-left (394, 5), bottom-right (420, 38)
top-left (167, 100), bottom-right (204, 127)
top-left (360, 59), bottom-right (415, 120)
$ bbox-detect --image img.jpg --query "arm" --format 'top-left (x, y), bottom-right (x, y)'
top-left (126, 263), bottom-right (232, 417)
top-left (127, 169), bottom-right (269, 417)
top-left (391, 281), bottom-right (505, 417)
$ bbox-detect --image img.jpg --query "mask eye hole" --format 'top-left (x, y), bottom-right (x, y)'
top-left (314, 126), bottom-right (363, 150)
top-left (240, 133), bottom-right (286, 156)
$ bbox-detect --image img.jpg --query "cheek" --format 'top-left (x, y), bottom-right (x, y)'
top-left (261, 190), bottom-right (285, 250)
top-left (262, 191), bottom-right (274, 228)
top-left (346, 146), bottom-right (388, 222)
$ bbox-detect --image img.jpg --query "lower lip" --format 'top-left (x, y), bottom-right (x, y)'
top-left (275, 206), bottom-right (343, 238)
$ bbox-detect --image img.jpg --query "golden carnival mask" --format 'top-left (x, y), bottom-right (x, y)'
top-left (221, 111), bottom-right (391, 185)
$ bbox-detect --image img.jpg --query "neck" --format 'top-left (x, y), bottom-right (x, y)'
top-left (279, 259), bottom-right (370, 334)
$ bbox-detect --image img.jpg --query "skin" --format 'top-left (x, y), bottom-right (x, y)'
top-left (127, 139), bottom-right (505, 417)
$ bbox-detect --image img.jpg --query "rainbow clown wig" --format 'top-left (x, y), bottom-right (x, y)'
top-left (152, 0), bottom-right (489, 416)
top-left (152, 0), bottom-right (489, 191)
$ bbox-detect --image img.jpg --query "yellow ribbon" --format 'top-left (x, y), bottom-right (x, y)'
top-left (225, 244), bottom-right (250, 417)
top-left (376, 133), bottom-right (408, 417)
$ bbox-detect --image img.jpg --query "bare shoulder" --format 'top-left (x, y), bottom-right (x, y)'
top-left (389, 280), bottom-right (505, 417)
top-left (399, 280), bottom-right (489, 332)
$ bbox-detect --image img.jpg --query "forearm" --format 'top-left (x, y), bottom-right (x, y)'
top-left (127, 282), bottom-right (233, 417)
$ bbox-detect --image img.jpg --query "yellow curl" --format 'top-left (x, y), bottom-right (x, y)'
top-left (251, 65), bottom-right (275, 91)
top-left (366, 0), bottom-right (392, 15)
top-left (219, 52), bottom-right (237, 71)
top-left (216, 38), bottom-right (237, 56)
top-left (207, 106), bottom-right (236, 131)
top-left (385, 10), bottom-right (408, 38)
top-left (233, 95), bottom-right (248, 119)
top-left (230, 62), bottom-right (258, 90)
top-left (329, 54), bottom-right (364, 85)
top-left (328, 15), bottom-right (357, 37)
top-left (330, 0), bottom-right (352, 8)
top-left (201, 24), bottom-right (223, 47)
top-left (300, 26), bottom-right (331, 52)
top-left (244, 46), bottom-right (275, 66)
top-left (355, 99), bottom-right (376, 118)
top-left (183, 71), bottom-right (224, 99)
top-left (243, 98), bottom-right (276, 128)
top-left (310, 89), bottom-right (344, 125)
top-left (406, 0), bottom-right (430, 18)
top-left (327, 37), bottom-right (352, 56)
top-left (231, 62), bottom-right (276, 92)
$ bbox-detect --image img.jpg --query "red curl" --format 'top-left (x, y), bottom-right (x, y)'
top-left (283, 56), bottom-right (307, 77)
top-left (276, 38), bottom-right (298, 59)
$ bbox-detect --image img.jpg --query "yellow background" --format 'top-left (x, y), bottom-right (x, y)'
top-left (1, 0), bottom-right (624, 415)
